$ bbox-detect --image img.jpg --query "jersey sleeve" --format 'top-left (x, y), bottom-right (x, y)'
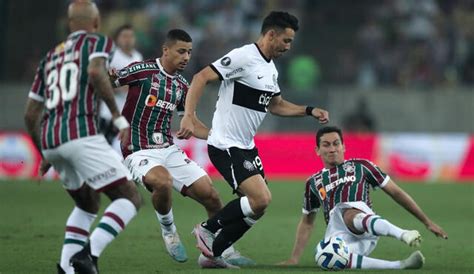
top-left (176, 84), bottom-right (188, 116)
top-left (28, 57), bottom-right (46, 102)
top-left (210, 47), bottom-right (249, 81)
top-left (302, 177), bottom-right (321, 214)
top-left (88, 34), bottom-right (115, 62)
top-left (114, 61), bottom-right (148, 86)
top-left (360, 159), bottom-right (390, 188)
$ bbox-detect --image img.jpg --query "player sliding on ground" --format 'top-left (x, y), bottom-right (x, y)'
top-left (278, 126), bottom-right (448, 270)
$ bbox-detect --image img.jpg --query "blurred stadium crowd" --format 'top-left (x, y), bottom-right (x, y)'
top-left (6, 0), bottom-right (472, 90)
top-left (78, 0), bottom-right (473, 90)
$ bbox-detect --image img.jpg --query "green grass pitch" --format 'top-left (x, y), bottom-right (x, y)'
top-left (0, 180), bottom-right (473, 273)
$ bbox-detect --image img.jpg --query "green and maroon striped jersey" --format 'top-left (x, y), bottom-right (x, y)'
top-left (302, 159), bottom-right (389, 223)
top-left (28, 30), bottom-right (114, 149)
top-left (117, 58), bottom-right (188, 157)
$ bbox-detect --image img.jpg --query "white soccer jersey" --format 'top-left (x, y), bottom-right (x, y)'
top-left (100, 48), bottom-right (143, 120)
top-left (208, 43), bottom-right (281, 150)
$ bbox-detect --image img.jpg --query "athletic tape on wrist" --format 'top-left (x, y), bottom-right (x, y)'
top-left (113, 116), bottom-right (130, 130)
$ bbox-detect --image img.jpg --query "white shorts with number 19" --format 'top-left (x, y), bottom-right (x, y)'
top-left (123, 145), bottom-right (207, 195)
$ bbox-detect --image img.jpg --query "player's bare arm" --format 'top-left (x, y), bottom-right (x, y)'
top-left (268, 95), bottom-right (329, 124)
top-left (278, 212), bottom-right (317, 265)
top-left (24, 98), bottom-right (51, 175)
top-left (88, 57), bottom-right (121, 118)
top-left (178, 66), bottom-right (219, 139)
top-left (89, 57), bottom-right (130, 144)
top-left (191, 115), bottom-right (210, 140)
top-left (382, 179), bottom-right (448, 239)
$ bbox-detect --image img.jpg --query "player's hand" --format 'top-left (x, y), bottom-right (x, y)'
top-left (108, 68), bottom-right (118, 82)
top-left (39, 160), bottom-right (52, 176)
top-left (426, 221), bottom-right (448, 239)
top-left (177, 115), bottom-right (194, 139)
top-left (311, 108), bottom-right (329, 124)
top-left (118, 128), bottom-right (130, 149)
top-left (276, 258), bottom-right (299, 266)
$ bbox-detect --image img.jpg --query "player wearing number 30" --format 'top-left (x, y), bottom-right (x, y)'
top-left (25, 2), bottom-right (141, 274)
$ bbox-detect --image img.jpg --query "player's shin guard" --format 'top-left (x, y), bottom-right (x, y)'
top-left (353, 213), bottom-right (405, 240)
top-left (89, 198), bottom-right (137, 257)
top-left (60, 207), bottom-right (97, 274)
top-left (348, 254), bottom-right (402, 269)
top-left (203, 197), bottom-right (254, 233)
top-left (212, 217), bottom-right (254, 257)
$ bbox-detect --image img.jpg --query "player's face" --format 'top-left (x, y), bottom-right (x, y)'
top-left (270, 28), bottom-right (295, 59)
top-left (116, 29), bottom-right (136, 52)
top-left (316, 132), bottom-right (345, 168)
top-left (163, 40), bottom-right (192, 72)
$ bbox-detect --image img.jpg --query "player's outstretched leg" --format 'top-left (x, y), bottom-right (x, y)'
top-left (145, 166), bottom-right (187, 262)
top-left (58, 207), bottom-right (97, 274)
top-left (186, 176), bottom-right (256, 266)
top-left (157, 208), bottom-right (187, 262)
top-left (58, 184), bottom-right (99, 274)
top-left (347, 251), bottom-right (424, 269)
top-left (352, 213), bottom-right (422, 247)
top-left (71, 180), bottom-right (141, 274)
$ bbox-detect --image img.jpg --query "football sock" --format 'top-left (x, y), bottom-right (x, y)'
top-left (202, 197), bottom-right (253, 233)
top-left (221, 217), bottom-right (257, 257)
top-left (212, 218), bottom-right (252, 257)
top-left (60, 207), bottom-right (97, 274)
top-left (156, 208), bottom-right (177, 234)
top-left (353, 213), bottom-right (405, 240)
top-left (89, 198), bottom-right (137, 257)
top-left (348, 254), bottom-right (401, 269)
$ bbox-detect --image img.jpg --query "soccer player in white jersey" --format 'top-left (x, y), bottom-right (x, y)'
top-left (178, 11), bottom-right (329, 268)
top-left (24, 2), bottom-right (141, 274)
top-left (99, 24), bottom-right (143, 155)
top-left (278, 126), bottom-right (448, 270)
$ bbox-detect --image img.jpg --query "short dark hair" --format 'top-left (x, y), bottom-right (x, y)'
top-left (113, 24), bottom-right (134, 41)
top-left (261, 11), bottom-right (299, 34)
top-left (165, 29), bottom-right (192, 44)
top-left (316, 126), bottom-right (344, 147)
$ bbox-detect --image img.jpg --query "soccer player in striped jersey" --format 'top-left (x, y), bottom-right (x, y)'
top-left (24, 2), bottom-right (141, 274)
top-left (112, 29), bottom-right (254, 266)
top-left (279, 126), bottom-right (448, 270)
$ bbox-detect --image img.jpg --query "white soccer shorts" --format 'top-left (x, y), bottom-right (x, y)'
top-left (42, 135), bottom-right (132, 191)
top-left (123, 145), bottom-right (207, 194)
top-left (324, 201), bottom-right (379, 256)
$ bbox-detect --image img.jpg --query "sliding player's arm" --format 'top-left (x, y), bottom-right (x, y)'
top-left (277, 212), bottom-right (317, 265)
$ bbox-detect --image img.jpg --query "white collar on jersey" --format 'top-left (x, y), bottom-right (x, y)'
top-left (155, 58), bottom-right (177, 78)
top-left (68, 30), bottom-right (87, 38)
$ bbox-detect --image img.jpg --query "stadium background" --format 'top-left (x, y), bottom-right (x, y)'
top-left (0, 0), bottom-right (473, 273)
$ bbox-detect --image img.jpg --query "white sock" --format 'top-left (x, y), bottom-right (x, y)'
top-left (156, 208), bottom-right (176, 234)
top-left (353, 213), bottom-right (405, 239)
top-left (60, 207), bottom-right (97, 274)
top-left (89, 199), bottom-right (137, 257)
top-left (349, 254), bottom-right (402, 269)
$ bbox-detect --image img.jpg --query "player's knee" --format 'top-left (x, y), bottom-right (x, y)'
top-left (76, 200), bottom-right (100, 214)
top-left (144, 171), bottom-right (173, 192)
top-left (121, 180), bottom-right (142, 210)
top-left (250, 192), bottom-right (272, 214)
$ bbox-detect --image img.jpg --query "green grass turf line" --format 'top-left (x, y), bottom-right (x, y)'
top-left (0, 180), bottom-right (472, 273)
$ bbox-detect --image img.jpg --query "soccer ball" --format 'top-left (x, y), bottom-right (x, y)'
top-left (315, 236), bottom-right (350, 271)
